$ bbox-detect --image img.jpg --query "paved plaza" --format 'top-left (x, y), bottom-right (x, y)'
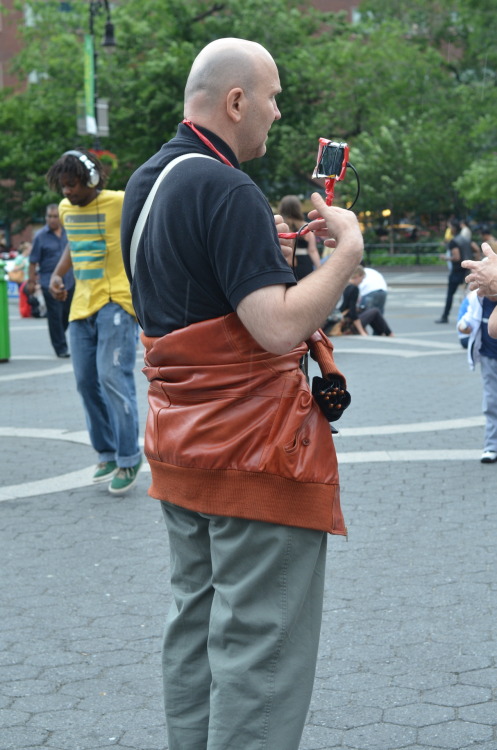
top-left (1, 267), bottom-right (496, 750)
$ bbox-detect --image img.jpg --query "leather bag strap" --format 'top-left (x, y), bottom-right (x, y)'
top-left (129, 153), bottom-right (216, 277)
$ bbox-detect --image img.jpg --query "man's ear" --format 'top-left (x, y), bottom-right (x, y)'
top-left (226, 87), bottom-right (244, 123)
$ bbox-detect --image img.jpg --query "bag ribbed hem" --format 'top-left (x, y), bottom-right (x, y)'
top-left (147, 458), bottom-right (346, 535)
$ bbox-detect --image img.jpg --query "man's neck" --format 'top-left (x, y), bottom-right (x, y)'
top-left (183, 116), bottom-right (238, 167)
top-left (79, 188), bottom-right (100, 207)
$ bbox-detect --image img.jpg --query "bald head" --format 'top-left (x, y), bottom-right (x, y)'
top-left (184, 38), bottom-right (275, 115)
top-left (183, 37), bottom-right (281, 163)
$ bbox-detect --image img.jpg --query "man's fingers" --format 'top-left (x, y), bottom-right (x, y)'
top-left (481, 242), bottom-right (496, 258)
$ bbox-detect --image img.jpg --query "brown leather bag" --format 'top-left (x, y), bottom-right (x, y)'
top-left (141, 314), bottom-right (347, 534)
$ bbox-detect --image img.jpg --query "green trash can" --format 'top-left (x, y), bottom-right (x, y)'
top-left (0, 259), bottom-right (11, 362)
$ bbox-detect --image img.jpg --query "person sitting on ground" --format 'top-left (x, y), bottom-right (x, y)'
top-left (338, 266), bottom-right (393, 337)
top-left (358, 266), bottom-right (388, 314)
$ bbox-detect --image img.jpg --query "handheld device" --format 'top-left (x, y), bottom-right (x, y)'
top-left (277, 137), bottom-right (359, 240)
top-left (313, 138), bottom-right (350, 206)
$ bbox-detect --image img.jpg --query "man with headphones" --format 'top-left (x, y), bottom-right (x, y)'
top-left (47, 149), bottom-right (142, 494)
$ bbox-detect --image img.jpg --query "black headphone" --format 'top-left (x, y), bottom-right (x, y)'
top-left (63, 150), bottom-right (100, 188)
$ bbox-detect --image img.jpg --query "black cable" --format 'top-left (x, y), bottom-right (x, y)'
top-left (291, 223), bottom-right (309, 280)
top-left (346, 162), bottom-right (360, 210)
top-left (289, 161), bottom-right (360, 278)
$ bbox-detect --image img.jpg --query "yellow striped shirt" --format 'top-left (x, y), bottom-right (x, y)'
top-left (59, 190), bottom-right (135, 321)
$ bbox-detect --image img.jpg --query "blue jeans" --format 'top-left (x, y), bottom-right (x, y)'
top-left (69, 302), bottom-right (141, 468)
top-left (161, 502), bottom-right (327, 750)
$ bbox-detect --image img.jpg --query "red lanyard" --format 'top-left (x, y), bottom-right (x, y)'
top-left (182, 119), bottom-right (235, 168)
top-left (183, 118), bottom-right (310, 240)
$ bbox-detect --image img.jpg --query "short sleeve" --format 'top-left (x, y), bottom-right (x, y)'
top-left (206, 182), bottom-right (296, 309)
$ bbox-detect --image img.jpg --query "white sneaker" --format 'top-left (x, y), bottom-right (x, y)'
top-left (480, 451), bottom-right (497, 464)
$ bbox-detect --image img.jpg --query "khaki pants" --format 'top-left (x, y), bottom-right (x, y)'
top-left (161, 501), bottom-right (327, 750)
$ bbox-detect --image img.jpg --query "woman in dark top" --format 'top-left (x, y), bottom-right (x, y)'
top-left (277, 195), bottom-right (321, 280)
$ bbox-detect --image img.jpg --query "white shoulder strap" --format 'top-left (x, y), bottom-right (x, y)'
top-left (129, 153), bottom-right (216, 277)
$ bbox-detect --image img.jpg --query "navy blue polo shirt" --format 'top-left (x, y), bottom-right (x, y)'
top-left (30, 224), bottom-right (74, 289)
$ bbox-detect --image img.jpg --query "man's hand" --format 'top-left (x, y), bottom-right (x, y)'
top-left (306, 193), bottom-right (362, 254)
top-left (237, 193), bottom-right (363, 354)
top-left (462, 242), bottom-right (497, 297)
top-left (274, 214), bottom-right (294, 267)
top-left (49, 273), bottom-right (68, 301)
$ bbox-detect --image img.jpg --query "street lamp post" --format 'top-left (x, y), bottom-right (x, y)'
top-left (87, 0), bottom-right (115, 147)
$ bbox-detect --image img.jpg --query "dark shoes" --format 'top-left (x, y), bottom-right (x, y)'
top-left (57, 351), bottom-right (71, 358)
top-left (434, 317), bottom-right (448, 324)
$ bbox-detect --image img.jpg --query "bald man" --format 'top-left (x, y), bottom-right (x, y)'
top-left (121, 38), bottom-right (363, 750)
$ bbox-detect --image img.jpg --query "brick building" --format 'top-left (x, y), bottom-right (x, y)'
top-left (0, 0), bottom-right (23, 90)
top-left (0, 0), bottom-right (359, 92)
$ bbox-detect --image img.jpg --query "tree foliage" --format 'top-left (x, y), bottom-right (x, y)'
top-left (1, 0), bottom-right (497, 237)
top-left (358, 0), bottom-right (497, 218)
